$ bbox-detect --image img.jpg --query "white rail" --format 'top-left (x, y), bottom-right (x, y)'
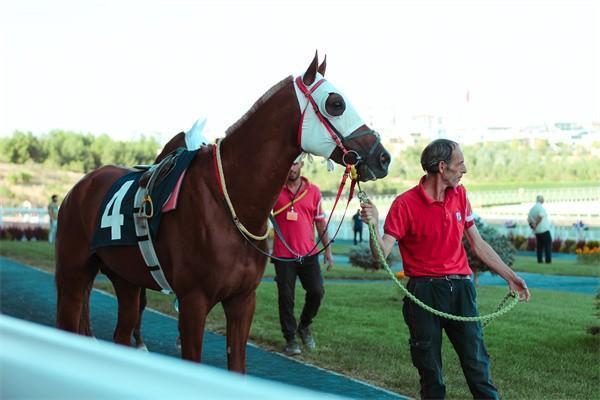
top-left (0, 315), bottom-right (343, 400)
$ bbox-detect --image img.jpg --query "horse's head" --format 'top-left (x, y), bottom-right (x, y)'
top-left (294, 53), bottom-right (390, 182)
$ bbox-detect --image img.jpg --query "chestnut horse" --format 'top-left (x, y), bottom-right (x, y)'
top-left (55, 54), bottom-right (390, 372)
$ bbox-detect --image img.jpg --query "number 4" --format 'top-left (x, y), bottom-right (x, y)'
top-left (101, 180), bottom-right (134, 240)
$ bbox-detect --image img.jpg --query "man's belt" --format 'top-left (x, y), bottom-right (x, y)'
top-left (410, 275), bottom-right (471, 281)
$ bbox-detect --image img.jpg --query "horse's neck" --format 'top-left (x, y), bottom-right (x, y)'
top-left (220, 83), bottom-right (301, 231)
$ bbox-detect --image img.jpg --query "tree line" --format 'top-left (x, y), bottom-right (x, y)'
top-left (303, 138), bottom-right (600, 195)
top-left (1, 131), bottom-right (598, 193)
top-left (0, 130), bottom-right (160, 173)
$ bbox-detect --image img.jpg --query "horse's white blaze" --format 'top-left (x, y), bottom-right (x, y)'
top-left (293, 72), bottom-right (366, 159)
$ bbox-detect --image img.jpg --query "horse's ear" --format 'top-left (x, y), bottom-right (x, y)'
top-left (303, 51), bottom-right (319, 85)
top-left (317, 55), bottom-right (327, 76)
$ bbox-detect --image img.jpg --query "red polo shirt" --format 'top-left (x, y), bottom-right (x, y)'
top-left (384, 176), bottom-right (475, 277)
top-left (272, 177), bottom-right (325, 258)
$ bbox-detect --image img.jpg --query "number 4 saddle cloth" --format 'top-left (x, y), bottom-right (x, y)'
top-left (91, 149), bottom-right (198, 250)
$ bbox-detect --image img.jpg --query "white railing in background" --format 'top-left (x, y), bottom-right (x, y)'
top-left (321, 187), bottom-right (600, 241)
top-left (0, 207), bottom-right (50, 226)
top-left (0, 315), bottom-right (344, 400)
top-left (2, 186), bottom-right (598, 241)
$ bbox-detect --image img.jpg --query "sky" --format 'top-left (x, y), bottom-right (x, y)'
top-left (1, 0), bottom-right (598, 144)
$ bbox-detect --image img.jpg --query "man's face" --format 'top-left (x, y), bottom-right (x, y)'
top-left (287, 161), bottom-right (303, 182)
top-left (441, 146), bottom-right (467, 188)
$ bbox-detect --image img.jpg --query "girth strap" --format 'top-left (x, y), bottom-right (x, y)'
top-left (133, 187), bottom-right (173, 294)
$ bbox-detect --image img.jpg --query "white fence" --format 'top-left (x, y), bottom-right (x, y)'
top-left (0, 315), bottom-right (343, 400)
top-left (2, 186), bottom-right (598, 241)
top-left (321, 187), bottom-right (600, 242)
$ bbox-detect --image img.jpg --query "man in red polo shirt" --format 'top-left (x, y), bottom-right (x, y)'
top-left (361, 139), bottom-right (530, 400)
top-left (272, 160), bottom-right (334, 356)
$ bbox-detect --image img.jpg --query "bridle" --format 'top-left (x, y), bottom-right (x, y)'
top-left (213, 75), bottom-right (378, 245)
top-left (294, 76), bottom-right (382, 170)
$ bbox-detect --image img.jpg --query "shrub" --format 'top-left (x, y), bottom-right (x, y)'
top-left (588, 240), bottom-right (600, 249)
top-left (512, 235), bottom-right (526, 250)
top-left (552, 238), bottom-right (563, 252)
top-left (463, 218), bottom-right (516, 274)
top-left (576, 247), bottom-right (600, 265)
top-left (0, 225), bottom-right (49, 241)
top-left (349, 244), bottom-right (400, 271)
top-left (527, 237), bottom-right (536, 251)
top-left (5, 171), bottom-right (33, 185)
top-left (563, 239), bottom-right (576, 253)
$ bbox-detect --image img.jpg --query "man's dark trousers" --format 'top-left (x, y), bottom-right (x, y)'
top-left (402, 277), bottom-right (499, 400)
top-left (354, 228), bottom-right (363, 245)
top-left (273, 255), bottom-right (324, 341)
top-left (535, 230), bottom-right (552, 263)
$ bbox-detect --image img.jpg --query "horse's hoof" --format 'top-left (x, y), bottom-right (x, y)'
top-left (137, 344), bottom-right (149, 352)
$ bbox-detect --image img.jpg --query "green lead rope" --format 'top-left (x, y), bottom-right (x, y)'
top-left (362, 195), bottom-right (519, 328)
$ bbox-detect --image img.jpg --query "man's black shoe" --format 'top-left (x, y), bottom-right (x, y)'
top-left (283, 339), bottom-right (301, 356)
top-left (297, 326), bottom-right (316, 349)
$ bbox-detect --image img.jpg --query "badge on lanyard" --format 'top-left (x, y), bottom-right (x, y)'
top-left (286, 207), bottom-right (298, 221)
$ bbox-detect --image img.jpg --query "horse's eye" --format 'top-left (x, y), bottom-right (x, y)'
top-left (325, 93), bottom-right (346, 117)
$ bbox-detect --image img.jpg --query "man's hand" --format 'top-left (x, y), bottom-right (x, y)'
top-left (360, 200), bottom-right (379, 225)
top-left (324, 251), bottom-right (334, 272)
top-left (508, 274), bottom-right (531, 302)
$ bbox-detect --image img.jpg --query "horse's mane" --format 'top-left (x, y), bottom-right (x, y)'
top-left (225, 75), bottom-right (293, 136)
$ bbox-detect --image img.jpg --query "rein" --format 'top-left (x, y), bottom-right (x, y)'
top-left (213, 139), bottom-right (269, 241)
top-left (356, 188), bottom-right (520, 327)
top-left (238, 164), bottom-right (358, 262)
top-left (213, 77), bottom-right (370, 252)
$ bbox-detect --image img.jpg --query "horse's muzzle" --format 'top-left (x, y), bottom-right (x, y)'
top-left (356, 144), bottom-right (390, 182)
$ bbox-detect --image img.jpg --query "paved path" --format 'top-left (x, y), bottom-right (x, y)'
top-left (0, 257), bottom-right (406, 400)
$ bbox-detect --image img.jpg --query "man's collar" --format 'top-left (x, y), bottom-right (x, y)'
top-left (284, 176), bottom-right (309, 193)
top-left (418, 175), bottom-right (458, 204)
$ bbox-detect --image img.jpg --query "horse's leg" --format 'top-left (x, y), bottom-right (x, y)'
top-left (133, 289), bottom-right (148, 350)
top-left (78, 280), bottom-right (95, 336)
top-left (178, 291), bottom-right (210, 362)
top-left (55, 255), bottom-right (99, 334)
top-left (222, 291), bottom-right (256, 373)
top-left (105, 271), bottom-right (142, 347)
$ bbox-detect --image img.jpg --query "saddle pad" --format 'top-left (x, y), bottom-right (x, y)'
top-left (91, 149), bottom-right (198, 249)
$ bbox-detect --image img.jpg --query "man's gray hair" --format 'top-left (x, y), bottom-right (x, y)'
top-left (420, 139), bottom-right (459, 174)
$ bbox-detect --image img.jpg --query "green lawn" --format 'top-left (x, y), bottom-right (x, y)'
top-left (2, 240), bottom-right (599, 399)
top-left (511, 255), bottom-right (599, 277)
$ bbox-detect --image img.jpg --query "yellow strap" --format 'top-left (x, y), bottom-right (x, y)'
top-left (215, 139), bottom-right (269, 241)
top-left (272, 189), bottom-right (309, 217)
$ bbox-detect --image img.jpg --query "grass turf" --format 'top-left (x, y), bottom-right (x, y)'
top-left (2, 240), bottom-right (599, 398)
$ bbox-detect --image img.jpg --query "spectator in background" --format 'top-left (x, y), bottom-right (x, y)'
top-left (47, 194), bottom-right (59, 244)
top-left (352, 209), bottom-right (364, 245)
top-left (528, 194), bottom-right (552, 263)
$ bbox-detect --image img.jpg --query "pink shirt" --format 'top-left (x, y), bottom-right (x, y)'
top-left (272, 177), bottom-right (325, 258)
top-left (384, 176), bottom-right (475, 277)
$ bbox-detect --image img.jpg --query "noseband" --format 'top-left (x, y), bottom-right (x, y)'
top-left (294, 76), bottom-right (381, 167)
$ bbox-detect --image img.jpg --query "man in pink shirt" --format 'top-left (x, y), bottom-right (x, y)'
top-left (272, 160), bottom-right (334, 356)
top-left (361, 139), bottom-right (530, 399)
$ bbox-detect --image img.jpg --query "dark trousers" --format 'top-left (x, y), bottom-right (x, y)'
top-left (353, 228), bottom-right (363, 245)
top-left (403, 278), bottom-right (499, 400)
top-left (273, 255), bottom-right (324, 341)
top-left (535, 231), bottom-right (552, 263)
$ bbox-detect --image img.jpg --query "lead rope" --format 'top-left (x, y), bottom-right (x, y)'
top-left (357, 189), bottom-right (519, 327)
